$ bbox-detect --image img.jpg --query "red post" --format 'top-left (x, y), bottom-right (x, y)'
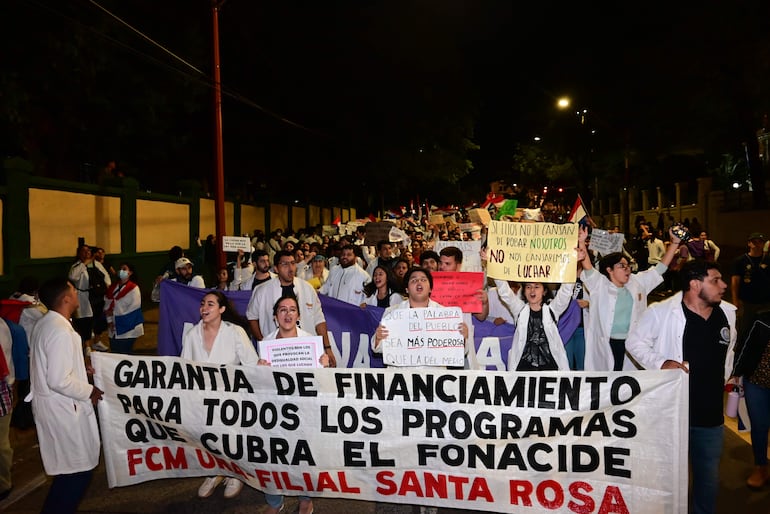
top-left (211, 1), bottom-right (226, 270)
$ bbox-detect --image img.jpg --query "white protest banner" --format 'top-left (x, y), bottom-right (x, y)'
top-left (379, 306), bottom-right (465, 367)
top-left (486, 220), bottom-right (578, 283)
top-left (433, 240), bottom-right (483, 272)
top-left (222, 236), bottom-right (252, 252)
top-left (258, 336), bottom-right (324, 368)
top-left (93, 353), bottom-right (688, 513)
top-left (589, 229), bottom-right (625, 255)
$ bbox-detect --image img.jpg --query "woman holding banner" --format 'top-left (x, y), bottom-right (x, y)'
top-left (181, 291), bottom-right (258, 500)
top-left (261, 294), bottom-right (328, 514)
top-left (371, 266), bottom-right (467, 514)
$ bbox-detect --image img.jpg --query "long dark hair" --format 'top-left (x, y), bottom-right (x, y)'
top-left (363, 264), bottom-right (404, 298)
top-left (202, 291), bottom-right (250, 333)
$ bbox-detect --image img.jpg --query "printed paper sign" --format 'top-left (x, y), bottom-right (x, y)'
top-left (93, 353), bottom-right (689, 514)
top-left (258, 335), bottom-right (324, 368)
top-left (221, 236), bottom-right (251, 252)
top-left (486, 220), bottom-right (578, 283)
top-left (589, 229), bottom-right (625, 255)
top-left (379, 307), bottom-right (465, 367)
top-left (433, 240), bottom-right (483, 272)
top-left (431, 272), bottom-right (484, 313)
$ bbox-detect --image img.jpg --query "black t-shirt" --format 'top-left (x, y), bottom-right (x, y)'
top-left (252, 275), bottom-right (272, 290)
top-left (517, 309), bottom-right (558, 371)
top-left (280, 284), bottom-right (296, 298)
top-left (731, 254), bottom-right (770, 304)
top-left (376, 295), bottom-right (390, 308)
top-left (682, 303), bottom-right (730, 427)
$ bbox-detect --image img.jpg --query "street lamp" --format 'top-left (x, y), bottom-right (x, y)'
top-left (557, 97), bottom-right (570, 109)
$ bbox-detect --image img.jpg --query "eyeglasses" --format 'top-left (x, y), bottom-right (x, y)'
top-left (614, 263), bottom-right (630, 270)
top-left (277, 307), bottom-right (298, 315)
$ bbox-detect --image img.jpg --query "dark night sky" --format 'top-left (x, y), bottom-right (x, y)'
top-left (3, 1), bottom-right (769, 208)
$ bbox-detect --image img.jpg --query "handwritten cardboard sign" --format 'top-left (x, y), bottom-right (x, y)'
top-left (222, 236), bottom-right (252, 252)
top-left (433, 240), bottom-right (483, 272)
top-left (588, 229), bottom-right (625, 255)
top-left (364, 221), bottom-right (396, 246)
top-left (430, 271), bottom-right (484, 313)
top-left (380, 307), bottom-right (465, 367)
top-left (468, 208), bottom-right (492, 226)
top-left (258, 335), bottom-right (324, 368)
top-left (486, 220), bottom-right (578, 283)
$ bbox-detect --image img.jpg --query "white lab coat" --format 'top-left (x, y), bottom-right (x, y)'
top-left (581, 265), bottom-right (665, 371)
top-left (246, 277), bottom-right (325, 339)
top-left (625, 292), bottom-right (737, 381)
top-left (181, 320), bottom-right (258, 366)
top-left (320, 264), bottom-right (371, 305)
top-left (494, 280), bottom-right (574, 371)
top-left (29, 311), bottom-right (100, 475)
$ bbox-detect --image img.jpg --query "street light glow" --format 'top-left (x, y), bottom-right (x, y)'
top-left (557, 97), bottom-right (570, 109)
top-left (533, 136), bottom-right (541, 141)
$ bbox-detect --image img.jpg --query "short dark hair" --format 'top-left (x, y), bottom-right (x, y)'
top-left (404, 267), bottom-right (433, 290)
top-left (273, 249), bottom-right (294, 267)
top-left (420, 250), bottom-right (440, 264)
top-left (253, 249), bottom-right (269, 260)
top-left (680, 260), bottom-right (720, 292)
top-left (38, 277), bottom-right (74, 310)
top-left (439, 246), bottom-right (463, 263)
top-left (598, 252), bottom-right (626, 279)
top-left (377, 240), bottom-right (392, 252)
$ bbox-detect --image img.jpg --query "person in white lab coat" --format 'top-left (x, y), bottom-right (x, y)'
top-left (30, 277), bottom-right (103, 514)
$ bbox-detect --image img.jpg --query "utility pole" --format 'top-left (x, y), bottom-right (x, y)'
top-left (211, 0), bottom-right (227, 269)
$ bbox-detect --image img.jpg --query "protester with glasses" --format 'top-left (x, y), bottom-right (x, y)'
top-left (260, 295), bottom-right (328, 514)
top-left (577, 226), bottom-right (682, 371)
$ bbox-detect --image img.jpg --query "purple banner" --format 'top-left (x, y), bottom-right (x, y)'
top-left (157, 280), bottom-right (580, 371)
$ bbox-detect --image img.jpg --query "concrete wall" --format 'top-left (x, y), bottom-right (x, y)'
top-left (136, 199), bottom-right (189, 253)
top-left (29, 189), bottom-right (121, 258)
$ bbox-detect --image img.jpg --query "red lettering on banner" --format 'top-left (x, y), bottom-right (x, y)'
top-left (193, 449), bottom-right (249, 479)
top-left (537, 480), bottom-right (565, 509)
top-left (126, 446), bottom-right (188, 476)
top-left (375, 471), bottom-right (492, 502)
top-left (254, 470), bottom-right (360, 494)
top-left (510, 480), bottom-right (628, 513)
top-left (597, 486), bottom-right (628, 514)
top-left (567, 481), bottom-right (595, 513)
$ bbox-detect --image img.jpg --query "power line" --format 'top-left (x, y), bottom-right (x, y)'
top-left (17, 0), bottom-right (328, 137)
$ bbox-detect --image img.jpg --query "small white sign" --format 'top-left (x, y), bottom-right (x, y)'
top-left (433, 240), bottom-right (483, 272)
top-left (589, 229), bottom-right (625, 255)
top-left (258, 335), bottom-right (324, 368)
top-left (380, 307), bottom-right (465, 367)
top-left (221, 236), bottom-right (252, 252)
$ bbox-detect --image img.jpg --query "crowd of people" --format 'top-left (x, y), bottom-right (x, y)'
top-left (1, 214), bottom-right (769, 514)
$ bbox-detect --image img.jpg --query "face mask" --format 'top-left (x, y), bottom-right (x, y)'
top-left (118, 270), bottom-right (129, 280)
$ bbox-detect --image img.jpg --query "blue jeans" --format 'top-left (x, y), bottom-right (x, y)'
top-left (110, 337), bottom-right (136, 355)
top-left (743, 378), bottom-right (770, 466)
top-left (564, 326), bottom-right (585, 370)
top-left (265, 493), bottom-right (311, 509)
top-left (689, 425), bottom-right (723, 514)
